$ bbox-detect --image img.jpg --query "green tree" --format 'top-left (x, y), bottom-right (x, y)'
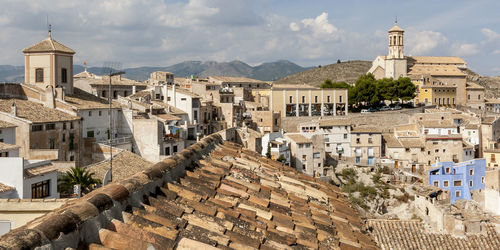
top-left (58, 166), bottom-right (101, 195)
top-left (321, 79), bottom-right (350, 89)
top-left (266, 142), bottom-right (271, 159)
top-left (354, 74), bottom-right (378, 105)
top-left (337, 59), bottom-right (341, 64)
top-left (396, 77), bottom-right (416, 101)
top-left (376, 78), bottom-right (396, 103)
top-left (277, 154), bottom-right (286, 164)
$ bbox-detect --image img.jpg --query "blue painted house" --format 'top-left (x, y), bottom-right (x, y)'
top-left (428, 159), bottom-right (486, 204)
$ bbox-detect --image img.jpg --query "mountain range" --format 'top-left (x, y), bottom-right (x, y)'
top-left (0, 60), bottom-right (310, 83)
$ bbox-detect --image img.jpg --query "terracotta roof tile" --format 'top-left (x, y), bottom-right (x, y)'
top-left (0, 134), bottom-right (379, 249)
top-left (0, 98), bottom-right (80, 123)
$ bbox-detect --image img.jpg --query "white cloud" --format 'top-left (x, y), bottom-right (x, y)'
top-left (493, 49), bottom-right (500, 54)
top-left (481, 28), bottom-right (500, 41)
top-left (406, 30), bottom-right (448, 55)
top-left (301, 12), bottom-right (338, 37)
top-left (289, 22), bottom-right (300, 31)
top-left (451, 43), bottom-right (480, 56)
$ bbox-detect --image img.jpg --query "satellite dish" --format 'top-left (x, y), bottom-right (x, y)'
top-left (103, 169), bottom-right (112, 185)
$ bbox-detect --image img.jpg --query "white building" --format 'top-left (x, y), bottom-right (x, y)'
top-left (298, 119), bottom-right (352, 158)
top-left (0, 147), bottom-right (58, 199)
top-left (261, 132), bottom-right (290, 165)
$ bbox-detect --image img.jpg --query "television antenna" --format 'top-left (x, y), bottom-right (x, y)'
top-left (102, 62), bottom-right (125, 184)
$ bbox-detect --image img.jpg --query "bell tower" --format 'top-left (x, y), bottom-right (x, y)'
top-left (385, 20), bottom-right (407, 79)
top-left (388, 20), bottom-right (404, 59)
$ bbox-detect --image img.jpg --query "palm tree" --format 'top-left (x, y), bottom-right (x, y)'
top-left (58, 166), bottom-right (101, 195)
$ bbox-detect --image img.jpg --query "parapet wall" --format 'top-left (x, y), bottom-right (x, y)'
top-left (0, 132), bottom-right (225, 249)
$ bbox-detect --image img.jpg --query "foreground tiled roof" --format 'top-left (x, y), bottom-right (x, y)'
top-left (368, 219), bottom-right (500, 250)
top-left (0, 133), bottom-right (377, 249)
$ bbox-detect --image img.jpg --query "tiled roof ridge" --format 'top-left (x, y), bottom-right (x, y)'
top-left (0, 132), bottom-right (224, 249)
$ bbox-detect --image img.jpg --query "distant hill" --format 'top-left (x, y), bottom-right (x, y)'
top-left (0, 60), bottom-right (310, 82)
top-left (464, 69), bottom-right (500, 99)
top-left (274, 60), bottom-right (372, 87)
top-left (0, 65), bottom-right (24, 82)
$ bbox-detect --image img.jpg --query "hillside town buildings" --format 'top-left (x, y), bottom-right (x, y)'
top-left (1, 21), bottom-right (500, 247)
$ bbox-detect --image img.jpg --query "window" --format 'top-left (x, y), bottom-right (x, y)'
top-left (327, 96), bottom-right (331, 103)
top-left (32, 125), bottom-right (43, 132)
top-left (453, 180), bottom-right (462, 186)
top-left (70, 122), bottom-right (74, 129)
top-left (314, 96), bottom-right (318, 103)
top-left (433, 181), bottom-right (439, 187)
top-left (99, 111), bottom-right (102, 116)
top-left (166, 147), bottom-right (170, 156)
top-left (313, 153), bottom-right (320, 159)
top-left (63, 123), bottom-right (67, 130)
top-left (482, 176), bottom-right (485, 184)
top-left (49, 138), bottom-right (55, 149)
top-left (302, 96), bottom-right (305, 103)
top-left (368, 138), bottom-right (373, 144)
top-left (62, 133), bottom-right (66, 142)
top-left (61, 68), bottom-right (67, 83)
top-left (469, 180), bottom-right (473, 187)
top-left (35, 68), bottom-right (44, 83)
top-left (356, 138), bottom-right (360, 144)
top-left (124, 91), bottom-right (128, 96)
top-left (469, 169), bottom-right (474, 175)
top-left (455, 191), bottom-right (461, 198)
top-left (31, 180), bottom-right (50, 198)
top-left (181, 98), bottom-right (187, 101)
top-left (101, 90), bottom-right (106, 98)
top-left (344, 134), bottom-right (347, 139)
top-left (445, 168), bottom-right (450, 173)
top-left (289, 96), bottom-right (293, 103)
top-left (443, 181), bottom-right (449, 187)
top-left (88, 111), bottom-right (92, 117)
top-left (87, 131), bottom-right (94, 138)
top-left (113, 91), bottom-right (118, 99)
top-left (478, 95), bottom-right (481, 100)
top-left (45, 123), bottom-right (55, 130)
top-left (299, 144), bottom-right (303, 148)
top-left (69, 133), bottom-right (75, 151)
top-left (339, 95), bottom-right (343, 103)
top-left (468, 94), bottom-right (471, 100)
top-left (173, 145), bottom-right (178, 153)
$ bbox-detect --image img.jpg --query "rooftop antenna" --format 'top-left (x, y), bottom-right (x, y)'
top-left (395, 15), bottom-right (398, 24)
top-left (102, 62), bottom-right (125, 185)
top-left (46, 15), bottom-right (52, 38)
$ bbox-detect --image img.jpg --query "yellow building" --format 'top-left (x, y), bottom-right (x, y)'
top-left (484, 149), bottom-right (500, 169)
top-left (412, 75), bottom-right (457, 107)
top-left (253, 84), bottom-right (348, 118)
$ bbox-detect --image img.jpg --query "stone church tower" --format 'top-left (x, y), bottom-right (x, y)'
top-left (23, 28), bottom-right (75, 94)
top-left (385, 21), bottom-right (407, 79)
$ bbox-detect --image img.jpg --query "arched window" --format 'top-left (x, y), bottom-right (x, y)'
top-left (35, 68), bottom-right (44, 82)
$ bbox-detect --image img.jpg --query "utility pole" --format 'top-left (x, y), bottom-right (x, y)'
top-left (108, 70), bottom-right (124, 183)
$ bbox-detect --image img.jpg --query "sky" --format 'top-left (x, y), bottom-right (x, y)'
top-left (0, 0), bottom-right (499, 75)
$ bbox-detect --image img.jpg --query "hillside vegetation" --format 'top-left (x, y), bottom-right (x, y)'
top-left (274, 60), bottom-right (372, 86)
top-left (465, 69), bottom-right (500, 98)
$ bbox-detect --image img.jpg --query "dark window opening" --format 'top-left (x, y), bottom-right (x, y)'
top-left (35, 68), bottom-right (44, 83)
top-left (32, 180), bottom-right (50, 198)
top-left (61, 68), bottom-right (68, 83)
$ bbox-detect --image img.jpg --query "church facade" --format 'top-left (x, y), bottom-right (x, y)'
top-left (368, 22), bottom-right (471, 107)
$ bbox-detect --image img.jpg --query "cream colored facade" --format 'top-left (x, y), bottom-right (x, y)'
top-left (254, 86), bottom-right (348, 118)
top-left (23, 35), bottom-right (75, 94)
top-left (350, 127), bottom-right (382, 166)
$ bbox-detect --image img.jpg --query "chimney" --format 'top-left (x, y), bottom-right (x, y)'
top-left (163, 84), bottom-right (168, 104)
top-left (11, 102), bottom-right (17, 116)
top-left (132, 85), bottom-right (136, 95)
top-left (173, 84), bottom-right (177, 107)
